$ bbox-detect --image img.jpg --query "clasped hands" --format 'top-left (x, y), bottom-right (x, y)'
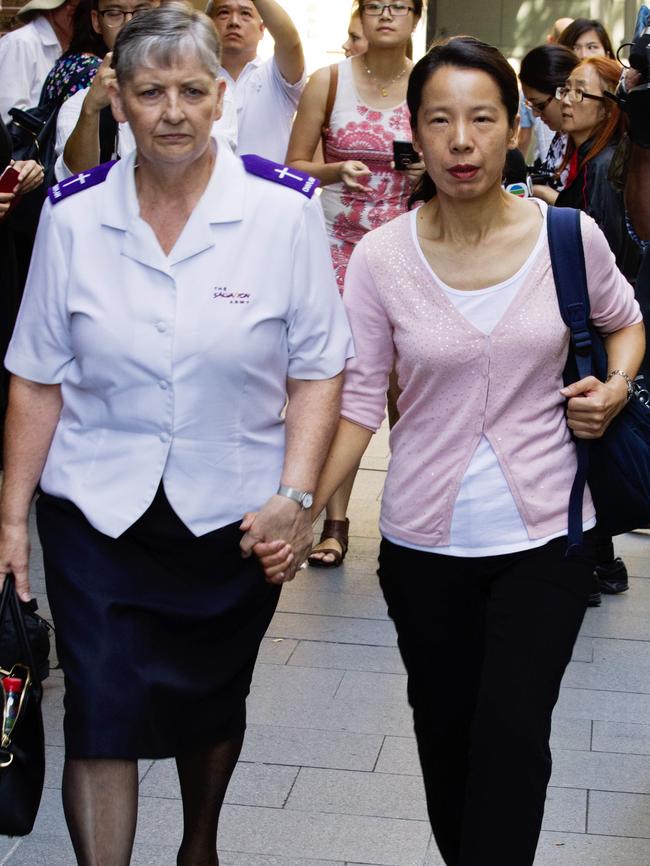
top-left (240, 495), bottom-right (312, 584)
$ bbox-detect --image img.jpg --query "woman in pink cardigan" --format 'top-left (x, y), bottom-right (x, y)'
top-left (258, 36), bottom-right (645, 866)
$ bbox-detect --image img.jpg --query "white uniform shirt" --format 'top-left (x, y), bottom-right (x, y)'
top-left (0, 17), bottom-right (61, 122)
top-left (54, 81), bottom-right (239, 180)
top-left (221, 56), bottom-right (305, 163)
top-left (6, 143), bottom-right (354, 538)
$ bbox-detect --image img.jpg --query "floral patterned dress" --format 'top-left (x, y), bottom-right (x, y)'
top-left (42, 53), bottom-right (101, 105)
top-left (320, 58), bottom-right (413, 292)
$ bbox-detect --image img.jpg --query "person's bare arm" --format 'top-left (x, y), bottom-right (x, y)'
top-left (253, 0), bottom-right (304, 85)
top-left (63, 53), bottom-right (115, 175)
top-left (240, 373), bottom-right (344, 583)
top-left (0, 377), bottom-right (62, 600)
top-left (286, 68), bottom-right (371, 190)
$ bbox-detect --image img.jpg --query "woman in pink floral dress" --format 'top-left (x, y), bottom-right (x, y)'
top-left (287, 0), bottom-right (423, 566)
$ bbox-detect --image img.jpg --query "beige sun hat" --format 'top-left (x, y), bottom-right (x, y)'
top-left (17, 0), bottom-right (69, 19)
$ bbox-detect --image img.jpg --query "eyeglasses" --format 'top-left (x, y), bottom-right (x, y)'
top-left (362, 3), bottom-right (414, 16)
top-left (555, 86), bottom-right (606, 103)
top-left (523, 95), bottom-right (554, 113)
top-left (97, 4), bottom-right (152, 27)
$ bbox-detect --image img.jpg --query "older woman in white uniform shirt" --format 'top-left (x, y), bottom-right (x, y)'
top-left (0, 5), bottom-right (352, 865)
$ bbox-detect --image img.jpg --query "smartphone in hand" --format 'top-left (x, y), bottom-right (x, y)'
top-left (0, 165), bottom-right (21, 220)
top-left (393, 140), bottom-right (419, 171)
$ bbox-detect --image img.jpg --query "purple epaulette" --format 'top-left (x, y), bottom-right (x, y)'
top-left (241, 154), bottom-right (319, 199)
top-left (48, 160), bottom-right (117, 206)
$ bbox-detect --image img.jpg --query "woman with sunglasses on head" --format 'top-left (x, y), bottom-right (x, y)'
top-left (518, 43), bottom-right (578, 202)
top-left (555, 55), bottom-right (642, 601)
top-left (286, 0), bottom-right (423, 569)
top-left (557, 17), bottom-right (615, 60)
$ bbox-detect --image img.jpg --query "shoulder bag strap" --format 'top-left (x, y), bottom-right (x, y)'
top-left (547, 206), bottom-right (593, 556)
top-left (321, 63), bottom-right (339, 156)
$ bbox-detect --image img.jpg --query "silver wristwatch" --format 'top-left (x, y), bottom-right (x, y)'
top-left (277, 485), bottom-right (314, 509)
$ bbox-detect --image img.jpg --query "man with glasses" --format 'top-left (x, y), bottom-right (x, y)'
top-left (53, 0), bottom-right (237, 178)
top-left (206, 0), bottom-right (305, 163)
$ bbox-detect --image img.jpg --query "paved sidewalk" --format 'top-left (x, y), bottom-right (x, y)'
top-left (1, 425), bottom-right (649, 865)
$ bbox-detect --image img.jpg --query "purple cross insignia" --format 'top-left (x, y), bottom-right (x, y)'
top-left (48, 160), bottom-right (117, 206)
top-left (241, 154), bottom-right (319, 199)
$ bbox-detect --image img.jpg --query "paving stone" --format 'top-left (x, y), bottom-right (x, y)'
top-left (284, 767), bottom-right (429, 820)
top-left (562, 638), bottom-right (650, 693)
top-left (535, 829), bottom-right (650, 864)
top-left (221, 857), bottom-right (344, 866)
top-left (217, 804), bottom-right (431, 866)
top-left (335, 670), bottom-right (407, 704)
top-left (257, 637), bottom-right (299, 665)
top-left (375, 736), bottom-right (420, 776)
top-left (555, 686), bottom-right (650, 723)
top-left (421, 837), bottom-right (446, 865)
top-left (543, 788), bottom-right (587, 834)
top-left (592, 721), bottom-right (650, 755)
top-left (580, 607), bottom-right (650, 641)
top-left (266, 612), bottom-right (397, 646)
top-left (550, 749), bottom-right (650, 793)
top-left (571, 636), bottom-right (595, 663)
top-left (250, 663), bottom-right (344, 703)
top-left (587, 791), bottom-right (650, 838)
top-left (139, 758), bottom-right (299, 807)
top-left (277, 588), bottom-right (389, 620)
top-left (241, 724), bottom-right (383, 771)
top-left (288, 641), bottom-right (405, 674)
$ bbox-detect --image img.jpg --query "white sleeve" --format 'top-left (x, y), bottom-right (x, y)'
top-left (286, 196), bottom-right (354, 380)
top-left (54, 87), bottom-right (86, 181)
top-left (269, 56), bottom-right (306, 111)
top-left (4, 201), bottom-right (74, 384)
top-left (0, 32), bottom-right (35, 124)
top-left (212, 80), bottom-right (238, 152)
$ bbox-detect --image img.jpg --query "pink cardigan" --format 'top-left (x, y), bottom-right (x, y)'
top-left (341, 208), bottom-right (642, 548)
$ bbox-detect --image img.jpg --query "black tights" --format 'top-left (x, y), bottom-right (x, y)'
top-left (62, 733), bottom-right (244, 866)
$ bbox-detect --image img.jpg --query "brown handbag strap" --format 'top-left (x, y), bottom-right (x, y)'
top-left (321, 63), bottom-right (339, 155)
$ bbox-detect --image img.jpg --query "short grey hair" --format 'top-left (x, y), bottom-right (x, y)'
top-left (113, 2), bottom-right (222, 84)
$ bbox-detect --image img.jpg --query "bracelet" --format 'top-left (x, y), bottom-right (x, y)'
top-left (606, 369), bottom-right (634, 401)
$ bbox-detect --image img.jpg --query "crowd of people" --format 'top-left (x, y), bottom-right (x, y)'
top-left (0, 2), bottom-right (648, 865)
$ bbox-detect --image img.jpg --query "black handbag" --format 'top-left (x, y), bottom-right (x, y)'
top-left (548, 206), bottom-right (650, 553)
top-left (0, 574), bottom-right (46, 837)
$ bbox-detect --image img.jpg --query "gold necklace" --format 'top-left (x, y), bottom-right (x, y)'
top-left (363, 61), bottom-right (408, 98)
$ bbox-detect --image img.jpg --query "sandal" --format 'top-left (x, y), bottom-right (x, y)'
top-left (307, 518), bottom-right (350, 569)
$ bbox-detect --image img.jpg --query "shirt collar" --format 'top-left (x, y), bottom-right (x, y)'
top-left (219, 55), bottom-right (262, 85)
top-left (101, 136), bottom-right (246, 232)
top-left (33, 15), bottom-right (60, 47)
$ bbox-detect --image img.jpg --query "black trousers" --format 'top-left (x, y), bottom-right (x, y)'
top-left (377, 533), bottom-right (594, 866)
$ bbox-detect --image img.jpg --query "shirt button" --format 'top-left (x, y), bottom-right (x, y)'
top-left (156, 321), bottom-right (167, 333)
top-left (159, 380), bottom-right (169, 390)
top-left (159, 432), bottom-right (170, 444)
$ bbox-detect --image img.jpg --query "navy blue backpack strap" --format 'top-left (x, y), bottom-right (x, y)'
top-left (547, 206), bottom-right (592, 556)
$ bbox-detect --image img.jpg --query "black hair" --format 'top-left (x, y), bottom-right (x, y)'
top-left (65, 0), bottom-right (107, 59)
top-left (557, 18), bottom-right (615, 59)
top-left (519, 44), bottom-right (579, 94)
top-left (407, 36), bottom-right (519, 205)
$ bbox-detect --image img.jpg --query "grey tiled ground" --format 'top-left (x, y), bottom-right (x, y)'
top-left (2, 425), bottom-right (650, 865)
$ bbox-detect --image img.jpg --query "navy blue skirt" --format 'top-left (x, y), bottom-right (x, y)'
top-left (36, 486), bottom-right (280, 759)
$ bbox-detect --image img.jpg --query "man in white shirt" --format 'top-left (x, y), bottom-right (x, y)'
top-left (207, 0), bottom-right (305, 162)
top-left (0, 0), bottom-right (79, 123)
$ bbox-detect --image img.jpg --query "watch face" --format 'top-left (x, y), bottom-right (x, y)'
top-left (302, 493), bottom-right (314, 509)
